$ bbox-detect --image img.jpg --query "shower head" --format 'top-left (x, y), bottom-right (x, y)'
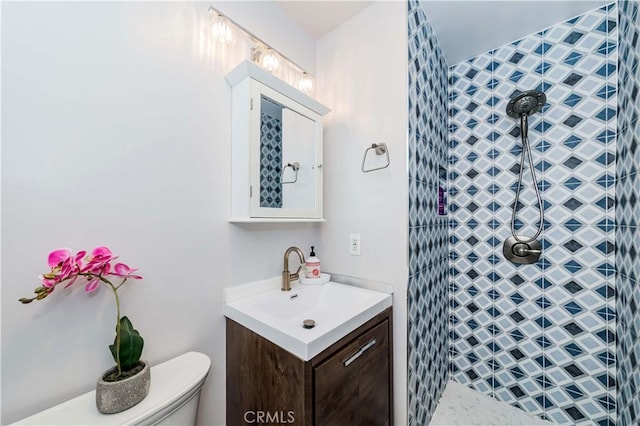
top-left (506, 90), bottom-right (546, 119)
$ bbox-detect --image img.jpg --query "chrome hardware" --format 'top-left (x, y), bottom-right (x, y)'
top-left (362, 143), bottom-right (390, 173)
top-left (503, 90), bottom-right (547, 262)
top-left (281, 162), bottom-right (300, 184)
top-left (343, 338), bottom-right (377, 367)
top-left (506, 90), bottom-right (546, 119)
top-left (503, 235), bottom-right (542, 265)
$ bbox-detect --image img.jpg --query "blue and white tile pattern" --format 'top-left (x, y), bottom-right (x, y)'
top-left (259, 113), bottom-right (283, 208)
top-left (616, 1), bottom-right (640, 425)
top-left (408, 0), bottom-right (450, 424)
top-left (448, 4), bottom-right (617, 425)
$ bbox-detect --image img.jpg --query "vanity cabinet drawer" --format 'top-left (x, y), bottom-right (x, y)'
top-left (314, 319), bottom-right (390, 426)
top-left (313, 339), bottom-right (360, 424)
top-left (226, 308), bottom-right (393, 426)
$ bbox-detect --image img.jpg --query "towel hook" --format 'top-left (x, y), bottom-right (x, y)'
top-left (362, 143), bottom-right (390, 173)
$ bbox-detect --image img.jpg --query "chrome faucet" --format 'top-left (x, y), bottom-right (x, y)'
top-left (282, 246), bottom-right (305, 291)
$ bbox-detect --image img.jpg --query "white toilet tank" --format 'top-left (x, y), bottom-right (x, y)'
top-left (14, 352), bottom-right (211, 426)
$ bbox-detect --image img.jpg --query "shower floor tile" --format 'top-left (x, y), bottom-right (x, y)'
top-left (430, 381), bottom-right (555, 425)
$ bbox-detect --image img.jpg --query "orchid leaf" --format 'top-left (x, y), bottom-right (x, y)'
top-left (109, 316), bottom-right (144, 372)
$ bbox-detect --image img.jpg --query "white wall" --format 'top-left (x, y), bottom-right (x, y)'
top-left (316, 2), bottom-right (408, 425)
top-left (0, 2), bottom-right (319, 424)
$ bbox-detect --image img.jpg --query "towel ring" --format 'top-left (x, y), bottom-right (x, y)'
top-left (281, 162), bottom-right (300, 184)
top-left (362, 143), bottom-right (390, 173)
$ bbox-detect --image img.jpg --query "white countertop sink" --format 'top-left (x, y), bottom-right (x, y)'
top-left (223, 276), bottom-right (392, 361)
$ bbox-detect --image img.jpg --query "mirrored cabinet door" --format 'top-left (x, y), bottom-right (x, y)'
top-left (252, 88), bottom-right (321, 218)
top-left (280, 106), bottom-right (316, 210)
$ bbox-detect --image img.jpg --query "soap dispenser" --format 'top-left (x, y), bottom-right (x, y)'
top-left (305, 246), bottom-right (321, 279)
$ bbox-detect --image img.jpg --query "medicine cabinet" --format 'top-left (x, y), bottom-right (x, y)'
top-left (226, 61), bottom-right (330, 222)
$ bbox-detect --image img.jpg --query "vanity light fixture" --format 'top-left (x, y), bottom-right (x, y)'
top-left (207, 5), bottom-right (315, 94)
top-left (209, 7), bottom-right (232, 44)
top-left (262, 48), bottom-right (280, 73)
top-left (298, 72), bottom-right (314, 94)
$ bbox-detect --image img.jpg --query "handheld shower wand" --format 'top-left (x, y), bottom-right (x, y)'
top-left (503, 90), bottom-right (546, 265)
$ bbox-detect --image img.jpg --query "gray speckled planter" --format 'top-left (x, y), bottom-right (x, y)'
top-left (96, 361), bottom-right (150, 414)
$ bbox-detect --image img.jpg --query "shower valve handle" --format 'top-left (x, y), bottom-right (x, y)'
top-left (513, 244), bottom-right (541, 256)
top-left (504, 236), bottom-right (542, 265)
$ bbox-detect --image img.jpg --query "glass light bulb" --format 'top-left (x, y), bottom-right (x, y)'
top-left (212, 15), bottom-right (232, 44)
top-left (299, 73), bottom-right (314, 94)
top-left (262, 49), bottom-right (280, 73)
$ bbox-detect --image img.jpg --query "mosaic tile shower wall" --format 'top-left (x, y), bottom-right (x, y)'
top-left (407, 0), bottom-right (449, 424)
top-left (448, 4), bottom-right (617, 425)
top-left (616, 1), bottom-right (640, 424)
top-left (259, 113), bottom-right (283, 208)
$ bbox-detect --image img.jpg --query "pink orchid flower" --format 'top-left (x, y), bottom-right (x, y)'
top-left (112, 263), bottom-right (143, 280)
top-left (41, 248), bottom-right (89, 288)
top-left (41, 248), bottom-right (72, 287)
top-left (40, 277), bottom-right (58, 288)
top-left (36, 246), bottom-right (142, 292)
top-left (74, 250), bottom-right (86, 268)
top-left (85, 277), bottom-right (101, 293)
top-left (91, 246), bottom-right (113, 260)
top-left (47, 248), bottom-right (72, 268)
top-left (83, 246), bottom-right (118, 275)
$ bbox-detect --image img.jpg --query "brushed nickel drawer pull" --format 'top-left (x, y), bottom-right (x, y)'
top-left (343, 338), bottom-right (377, 367)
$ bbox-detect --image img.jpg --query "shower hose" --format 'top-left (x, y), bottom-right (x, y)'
top-left (511, 113), bottom-right (545, 244)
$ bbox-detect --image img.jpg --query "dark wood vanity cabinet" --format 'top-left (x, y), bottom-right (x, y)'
top-left (226, 308), bottom-right (393, 426)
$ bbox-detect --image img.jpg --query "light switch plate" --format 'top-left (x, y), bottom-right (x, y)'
top-left (350, 234), bottom-right (361, 256)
